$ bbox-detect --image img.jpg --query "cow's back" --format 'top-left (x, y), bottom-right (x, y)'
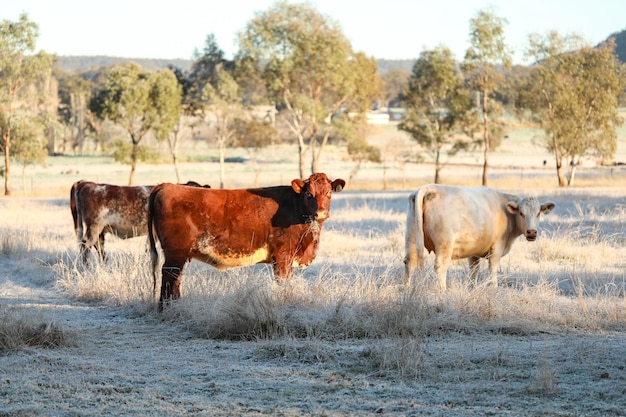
top-left (422, 185), bottom-right (511, 259)
top-left (151, 184), bottom-right (299, 267)
top-left (76, 183), bottom-right (153, 239)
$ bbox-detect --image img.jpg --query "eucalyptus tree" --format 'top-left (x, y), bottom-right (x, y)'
top-left (0, 13), bottom-right (52, 195)
top-left (380, 68), bottom-right (410, 108)
top-left (462, 9), bottom-right (512, 186)
top-left (10, 115), bottom-right (47, 193)
top-left (57, 70), bottom-right (94, 153)
top-left (238, 1), bottom-right (380, 178)
top-left (92, 63), bottom-right (181, 185)
top-left (186, 34), bottom-right (246, 188)
top-left (520, 33), bottom-right (626, 186)
top-left (203, 64), bottom-right (247, 188)
top-left (399, 46), bottom-right (476, 183)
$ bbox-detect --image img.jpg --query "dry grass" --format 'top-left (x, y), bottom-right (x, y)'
top-left (47, 186), bottom-right (626, 348)
top-left (2, 133), bottom-right (626, 414)
top-left (0, 306), bottom-right (74, 352)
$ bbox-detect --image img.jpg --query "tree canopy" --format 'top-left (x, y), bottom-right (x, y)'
top-left (0, 13), bottom-right (52, 195)
top-left (237, 0), bottom-right (380, 178)
top-left (520, 34), bottom-right (626, 186)
top-left (399, 46), bottom-right (476, 183)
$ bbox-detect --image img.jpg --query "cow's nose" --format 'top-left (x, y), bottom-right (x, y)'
top-left (525, 229), bottom-right (537, 241)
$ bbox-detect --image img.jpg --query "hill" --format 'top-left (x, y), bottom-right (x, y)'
top-left (604, 28), bottom-right (626, 62)
top-left (55, 55), bottom-right (194, 72)
top-left (55, 55), bottom-right (415, 74)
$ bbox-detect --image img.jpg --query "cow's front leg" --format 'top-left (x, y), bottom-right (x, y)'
top-left (487, 253), bottom-right (501, 287)
top-left (272, 257), bottom-right (294, 284)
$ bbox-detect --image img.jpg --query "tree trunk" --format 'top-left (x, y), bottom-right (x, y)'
top-left (310, 136), bottom-right (317, 174)
top-left (219, 141), bottom-right (226, 189)
top-left (297, 135), bottom-right (306, 179)
top-left (4, 132), bottom-right (11, 196)
top-left (481, 90), bottom-right (490, 186)
top-left (173, 154), bottom-right (181, 184)
top-left (434, 149), bottom-right (441, 184)
top-left (129, 143), bottom-right (138, 185)
top-left (555, 159), bottom-right (567, 187)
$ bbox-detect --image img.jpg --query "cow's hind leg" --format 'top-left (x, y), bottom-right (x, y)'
top-left (79, 240), bottom-right (90, 264)
top-left (95, 232), bottom-right (106, 262)
top-left (468, 256), bottom-right (481, 286)
top-left (434, 244), bottom-right (453, 292)
top-left (159, 257), bottom-right (186, 310)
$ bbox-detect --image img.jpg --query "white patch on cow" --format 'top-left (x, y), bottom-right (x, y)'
top-left (194, 233), bottom-right (271, 269)
top-left (292, 258), bottom-right (311, 268)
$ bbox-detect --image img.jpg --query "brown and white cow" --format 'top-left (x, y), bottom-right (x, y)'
top-left (70, 180), bottom-right (209, 263)
top-left (404, 184), bottom-right (555, 290)
top-left (148, 173), bottom-right (345, 307)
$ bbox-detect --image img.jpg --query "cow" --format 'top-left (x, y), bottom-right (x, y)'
top-left (70, 180), bottom-right (209, 263)
top-left (148, 173), bottom-right (345, 308)
top-left (404, 184), bottom-right (556, 291)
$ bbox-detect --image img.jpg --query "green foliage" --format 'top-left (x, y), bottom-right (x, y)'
top-left (334, 115), bottom-right (380, 163)
top-left (234, 119), bottom-right (279, 149)
top-left (10, 115), bottom-right (47, 168)
top-left (91, 63), bottom-right (181, 184)
top-left (520, 33), bottom-right (626, 186)
top-left (0, 13), bottom-right (52, 195)
top-left (462, 8), bottom-right (512, 185)
top-left (238, 1), bottom-right (381, 177)
top-left (107, 139), bottom-right (160, 165)
top-left (398, 46), bottom-right (476, 182)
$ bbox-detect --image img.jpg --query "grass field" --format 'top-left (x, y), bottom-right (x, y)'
top-left (1, 122), bottom-right (626, 415)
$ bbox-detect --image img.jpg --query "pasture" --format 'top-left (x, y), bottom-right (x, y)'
top-left (1, 124), bottom-right (626, 415)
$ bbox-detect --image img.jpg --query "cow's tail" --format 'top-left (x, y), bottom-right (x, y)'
top-left (404, 186), bottom-right (428, 285)
top-left (147, 185), bottom-right (162, 300)
top-left (70, 180), bottom-right (87, 242)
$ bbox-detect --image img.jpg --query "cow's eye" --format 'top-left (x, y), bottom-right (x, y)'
top-left (520, 212), bottom-right (525, 218)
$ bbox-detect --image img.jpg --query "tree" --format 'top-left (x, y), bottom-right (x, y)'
top-left (57, 69), bottom-right (94, 154)
top-left (93, 63), bottom-right (181, 185)
top-left (10, 115), bottom-right (47, 193)
top-left (238, 1), bottom-right (380, 178)
top-left (0, 13), bottom-right (52, 195)
top-left (399, 46), bottom-right (476, 183)
top-left (234, 118), bottom-right (278, 186)
top-left (380, 68), bottom-right (410, 108)
top-left (520, 33), bottom-right (626, 186)
top-left (462, 9), bottom-right (512, 186)
top-left (187, 35), bottom-right (245, 189)
top-left (203, 64), bottom-right (247, 188)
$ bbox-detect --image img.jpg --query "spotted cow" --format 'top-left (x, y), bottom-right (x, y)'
top-left (70, 180), bottom-right (209, 263)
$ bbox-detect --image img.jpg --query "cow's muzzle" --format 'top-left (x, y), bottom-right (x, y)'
top-left (525, 230), bottom-right (537, 241)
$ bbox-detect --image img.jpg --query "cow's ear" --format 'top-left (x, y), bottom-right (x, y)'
top-left (506, 201), bottom-right (519, 214)
top-left (291, 179), bottom-right (306, 193)
top-left (540, 202), bottom-right (556, 213)
top-left (332, 179), bottom-right (346, 192)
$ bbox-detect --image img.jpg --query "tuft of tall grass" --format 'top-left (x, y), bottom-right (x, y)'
top-left (0, 306), bottom-right (76, 352)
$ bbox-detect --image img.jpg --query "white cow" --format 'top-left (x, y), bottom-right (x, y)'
top-left (404, 184), bottom-right (556, 290)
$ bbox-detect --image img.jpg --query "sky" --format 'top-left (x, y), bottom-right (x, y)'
top-left (3, 0), bottom-right (626, 65)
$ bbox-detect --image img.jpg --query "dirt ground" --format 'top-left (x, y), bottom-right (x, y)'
top-left (1, 275), bottom-right (625, 416)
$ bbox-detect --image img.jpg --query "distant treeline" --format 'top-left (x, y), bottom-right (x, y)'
top-left (55, 55), bottom-right (416, 74)
top-left (52, 27), bottom-right (626, 74)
